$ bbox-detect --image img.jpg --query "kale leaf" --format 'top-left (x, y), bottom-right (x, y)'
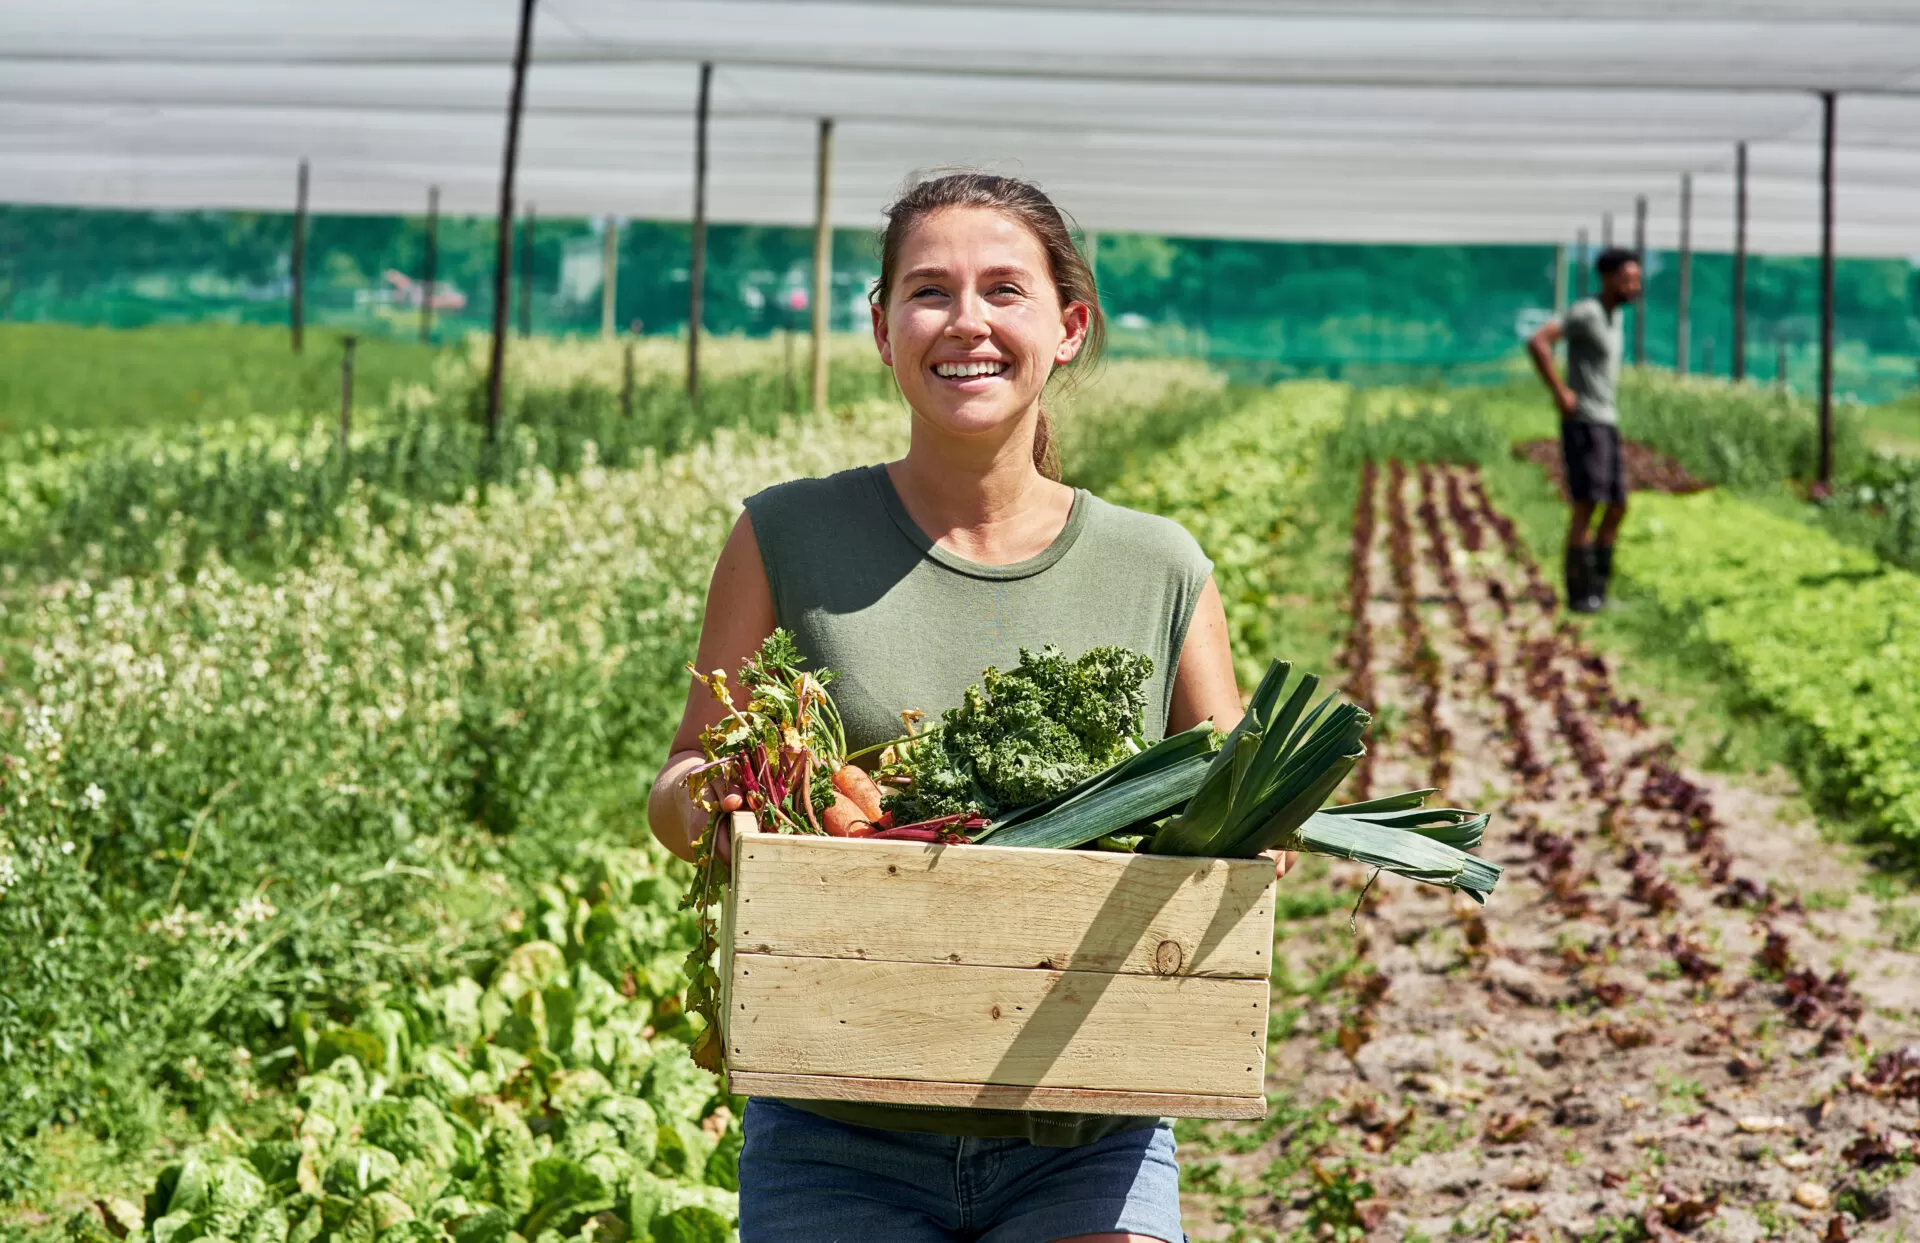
top-left (888, 645), bottom-right (1152, 823)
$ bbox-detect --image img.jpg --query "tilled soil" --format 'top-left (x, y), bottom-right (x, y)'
top-left (1180, 462), bottom-right (1920, 1243)
top-left (1511, 438), bottom-right (1712, 497)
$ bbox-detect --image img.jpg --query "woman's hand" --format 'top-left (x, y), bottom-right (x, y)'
top-left (1270, 850), bottom-right (1298, 880)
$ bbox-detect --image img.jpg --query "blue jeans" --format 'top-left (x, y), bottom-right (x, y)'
top-left (738, 1098), bottom-right (1186, 1243)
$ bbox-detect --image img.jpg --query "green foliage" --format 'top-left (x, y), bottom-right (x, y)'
top-left (888, 645), bottom-right (1154, 822)
top-left (1322, 387), bottom-right (1506, 471)
top-left (1613, 369), bottom-right (1869, 490)
top-left (1101, 381), bottom-right (1351, 685)
top-left (0, 333), bottom-right (897, 578)
top-left (0, 323), bottom-right (442, 436)
top-left (1623, 490), bottom-right (1920, 844)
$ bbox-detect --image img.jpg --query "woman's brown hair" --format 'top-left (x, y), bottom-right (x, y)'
top-left (870, 172), bottom-right (1106, 481)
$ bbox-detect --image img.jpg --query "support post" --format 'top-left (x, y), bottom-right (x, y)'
top-left (1575, 227), bottom-right (1590, 299)
top-left (688, 61), bottom-right (713, 402)
top-left (520, 202), bottom-right (536, 338)
top-left (338, 335), bottom-right (357, 461)
top-left (601, 216), bottom-right (619, 339)
top-left (421, 185), bottom-right (440, 343)
top-left (1552, 243), bottom-right (1568, 323)
top-left (1632, 194), bottom-right (1648, 365)
top-left (621, 337), bottom-right (635, 419)
top-left (1601, 211), bottom-right (1613, 249)
top-left (1778, 336), bottom-right (1789, 388)
top-left (1676, 172), bottom-right (1692, 375)
top-left (485, 0), bottom-right (537, 446)
top-left (810, 118), bottom-right (835, 415)
top-left (1733, 141), bottom-right (1748, 381)
top-left (291, 158), bottom-right (309, 353)
top-left (1817, 91), bottom-right (1837, 490)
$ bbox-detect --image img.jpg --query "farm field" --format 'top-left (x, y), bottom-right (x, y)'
top-left (2, 327), bottom-right (1917, 1243)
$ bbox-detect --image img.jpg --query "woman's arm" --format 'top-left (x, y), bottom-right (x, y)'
top-left (646, 512), bottom-right (778, 862)
top-left (1167, 576), bottom-right (1296, 878)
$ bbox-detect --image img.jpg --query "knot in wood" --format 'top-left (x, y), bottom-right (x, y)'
top-left (1154, 939), bottom-right (1184, 975)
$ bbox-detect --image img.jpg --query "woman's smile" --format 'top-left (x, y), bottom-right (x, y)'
top-left (932, 358), bottom-right (1011, 384)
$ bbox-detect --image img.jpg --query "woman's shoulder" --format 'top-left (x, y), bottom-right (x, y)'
top-left (745, 465), bottom-right (880, 521)
top-left (1076, 492), bottom-right (1211, 573)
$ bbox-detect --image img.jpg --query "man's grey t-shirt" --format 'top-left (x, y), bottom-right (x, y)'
top-left (1561, 296), bottom-right (1624, 426)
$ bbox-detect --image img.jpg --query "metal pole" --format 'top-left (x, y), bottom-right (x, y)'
top-left (601, 216), bottom-right (619, 339)
top-left (291, 158), bottom-right (308, 353)
top-left (1575, 227), bottom-right (1590, 299)
top-left (688, 61), bottom-right (713, 402)
top-left (338, 335), bottom-right (356, 461)
top-left (421, 185), bottom-right (439, 343)
top-left (1601, 211), bottom-right (1614, 249)
top-left (810, 118), bottom-right (835, 415)
top-left (1632, 194), bottom-right (1647, 365)
top-left (1778, 336), bottom-right (1789, 388)
top-left (1818, 91), bottom-right (1836, 489)
top-left (1676, 172), bottom-right (1693, 375)
top-left (1733, 141), bottom-right (1748, 381)
top-left (519, 201), bottom-right (536, 338)
top-left (484, 0), bottom-right (537, 446)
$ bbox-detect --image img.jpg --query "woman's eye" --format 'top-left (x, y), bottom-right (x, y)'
top-left (991, 283), bottom-right (1023, 297)
top-left (912, 285), bottom-right (945, 299)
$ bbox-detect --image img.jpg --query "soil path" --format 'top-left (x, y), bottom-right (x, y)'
top-left (1181, 463), bottom-right (1920, 1243)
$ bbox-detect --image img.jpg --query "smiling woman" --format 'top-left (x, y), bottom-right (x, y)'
top-left (646, 172), bottom-right (1253, 1243)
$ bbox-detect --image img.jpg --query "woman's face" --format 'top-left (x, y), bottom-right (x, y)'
top-left (873, 206), bottom-right (1089, 445)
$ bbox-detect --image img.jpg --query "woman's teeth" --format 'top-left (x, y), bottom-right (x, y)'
top-left (934, 361), bottom-right (1007, 378)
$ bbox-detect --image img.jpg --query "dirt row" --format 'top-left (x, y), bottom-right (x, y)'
top-left (1183, 463), bottom-right (1919, 1243)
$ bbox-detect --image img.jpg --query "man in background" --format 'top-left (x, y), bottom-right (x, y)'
top-left (1526, 246), bottom-right (1644, 613)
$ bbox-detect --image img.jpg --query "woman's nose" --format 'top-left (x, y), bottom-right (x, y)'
top-left (945, 292), bottom-right (989, 338)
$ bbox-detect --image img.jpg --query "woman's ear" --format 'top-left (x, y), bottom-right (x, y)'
top-left (871, 302), bottom-right (894, 368)
top-left (1054, 299), bottom-right (1091, 366)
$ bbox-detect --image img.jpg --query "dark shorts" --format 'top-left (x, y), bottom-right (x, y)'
top-left (1561, 419), bottom-right (1627, 505)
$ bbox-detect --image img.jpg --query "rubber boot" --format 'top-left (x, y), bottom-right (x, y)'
top-left (1563, 545), bottom-right (1592, 612)
top-left (1592, 544), bottom-right (1615, 606)
top-left (1568, 547), bottom-right (1603, 613)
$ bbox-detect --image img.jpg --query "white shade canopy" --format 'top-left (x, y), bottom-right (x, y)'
top-left (5, 0), bottom-right (1920, 255)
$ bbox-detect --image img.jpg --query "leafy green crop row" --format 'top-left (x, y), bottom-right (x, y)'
top-left (1622, 490), bottom-right (1920, 842)
top-left (1, 336), bottom-right (896, 579)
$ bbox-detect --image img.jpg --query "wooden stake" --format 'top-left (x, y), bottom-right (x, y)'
top-left (421, 185), bottom-right (440, 344)
top-left (1733, 141), bottom-right (1748, 381)
top-left (291, 158), bottom-right (309, 353)
top-left (1632, 195), bottom-right (1647, 365)
top-left (338, 335), bottom-right (357, 462)
top-left (688, 61), bottom-right (713, 402)
top-left (602, 216), bottom-right (619, 339)
top-left (811, 118), bottom-right (835, 415)
top-left (485, 0), bottom-right (537, 446)
top-left (1817, 91), bottom-right (1837, 489)
top-left (520, 201), bottom-right (536, 339)
top-left (1676, 172), bottom-right (1692, 375)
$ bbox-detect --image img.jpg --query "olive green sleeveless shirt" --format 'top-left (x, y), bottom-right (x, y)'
top-left (742, 463), bottom-right (1213, 1147)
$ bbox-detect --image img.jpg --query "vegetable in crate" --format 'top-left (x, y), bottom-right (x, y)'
top-left (986, 659), bottom-right (1502, 902)
top-left (679, 630), bottom-right (856, 1069)
top-left (884, 644), bottom-right (1153, 823)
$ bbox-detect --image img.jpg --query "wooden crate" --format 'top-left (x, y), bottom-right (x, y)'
top-left (718, 812), bottom-right (1275, 1119)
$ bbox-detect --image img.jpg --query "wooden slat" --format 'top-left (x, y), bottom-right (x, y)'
top-left (727, 1071), bottom-right (1267, 1120)
top-left (729, 823), bottom-right (1274, 979)
top-left (727, 953), bottom-right (1267, 1098)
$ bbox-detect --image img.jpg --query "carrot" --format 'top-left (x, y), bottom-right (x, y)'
top-left (821, 792), bottom-right (865, 837)
top-left (832, 763), bottom-right (889, 822)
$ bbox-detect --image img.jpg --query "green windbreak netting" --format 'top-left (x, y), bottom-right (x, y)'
top-left (4, 204), bottom-right (1916, 401)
